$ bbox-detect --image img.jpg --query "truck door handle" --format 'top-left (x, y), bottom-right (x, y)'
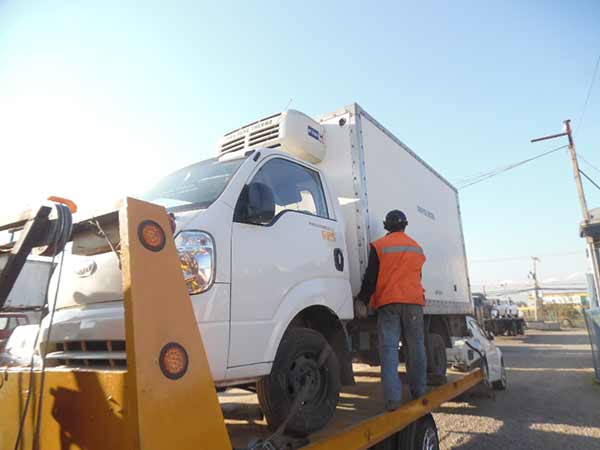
top-left (334, 248), bottom-right (344, 272)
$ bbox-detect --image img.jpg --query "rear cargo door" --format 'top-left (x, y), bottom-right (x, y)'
top-left (228, 156), bottom-right (346, 370)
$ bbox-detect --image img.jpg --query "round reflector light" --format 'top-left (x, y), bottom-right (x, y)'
top-left (138, 220), bottom-right (166, 252)
top-left (159, 342), bottom-right (189, 380)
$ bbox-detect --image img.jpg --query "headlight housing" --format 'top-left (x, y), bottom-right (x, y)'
top-left (175, 231), bottom-right (215, 295)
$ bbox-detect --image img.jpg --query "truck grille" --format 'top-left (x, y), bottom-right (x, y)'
top-left (45, 340), bottom-right (127, 369)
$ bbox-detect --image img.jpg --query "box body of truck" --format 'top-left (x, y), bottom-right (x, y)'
top-left (316, 104), bottom-right (472, 317)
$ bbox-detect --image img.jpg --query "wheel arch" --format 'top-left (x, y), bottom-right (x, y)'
top-left (284, 305), bottom-right (355, 386)
top-left (426, 315), bottom-right (452, 348)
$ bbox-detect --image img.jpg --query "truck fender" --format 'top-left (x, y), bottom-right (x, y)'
top-left (262, 279), bottom-right (354, 385)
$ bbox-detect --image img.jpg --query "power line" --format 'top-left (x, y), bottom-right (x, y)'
top-left (457, 145), bottom-right (568, 189)
top-left (576, 53), bottom-right (600, 135)
top-left (579, 153), bottom-right (600, 174)
top-left (457, 145), bottom-right (566, 188)
top-left (469, 251), bottom-right (581, 264)
top-left (580, 169), bottom-right (600, 191)
top-left (483, 287), bottom-right (588, 296)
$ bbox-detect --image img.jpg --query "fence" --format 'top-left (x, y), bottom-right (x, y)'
top-left (584, 308), bottom-right (600, 383)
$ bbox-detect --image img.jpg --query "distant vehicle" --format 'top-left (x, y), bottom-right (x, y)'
top-left (3, 259), bottom-right (53, 324)
top-left (0, 324), bottom-right (41, 367)
top-left (448, 316), bottom-right (507, 390)
top-left (0, 259), bottom-right (52, 353)
top-left (492, 298), bottom-right (519, 318)
top-left (472, 293), bottom-right (525, 336)
top-left (0, 313), bottom-right (30, 351)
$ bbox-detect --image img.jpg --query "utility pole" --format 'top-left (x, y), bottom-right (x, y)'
top-left (530, 257), bottom-right (543, 321)
top-left (531, 120), bottom-right (600, 308)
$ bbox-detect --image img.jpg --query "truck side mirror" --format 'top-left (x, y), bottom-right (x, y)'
top-left (238, 182), bottom-right (276, 225)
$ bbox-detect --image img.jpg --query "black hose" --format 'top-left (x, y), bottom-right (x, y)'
top-left (36, 203), bottom-right (73, 257)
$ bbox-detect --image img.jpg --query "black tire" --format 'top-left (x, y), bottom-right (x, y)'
top-left (370, 432), bottom-right (399, 450)
top-left (426, 333), bottom-right (447, 386)
top-left (414, 414), bottom-right (439, 450)
top-left (492, 358), bottom-right (508, 391)
top-left (257, 327), bottom-right (340, 436)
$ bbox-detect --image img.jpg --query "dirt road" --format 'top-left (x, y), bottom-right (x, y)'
top-left (222, 329), bottom-right (598, 449)
top-left (435, 329), bottom-right (599, 449)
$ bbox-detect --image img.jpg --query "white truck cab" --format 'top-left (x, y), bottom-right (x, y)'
top-left (41, 104), bottom-right (474, 435)
top-left (43, 110), bottom-right (354, 434)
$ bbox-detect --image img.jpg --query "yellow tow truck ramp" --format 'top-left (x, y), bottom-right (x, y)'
top-left (0, 198), bottom-right (482, 450)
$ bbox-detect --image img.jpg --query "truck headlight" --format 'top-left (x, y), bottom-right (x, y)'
top-left (175, 231), bottom-right (215, 295)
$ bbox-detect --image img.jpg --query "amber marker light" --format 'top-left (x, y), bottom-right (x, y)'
top-left (159, 342), bottom-right (189, 380)
top-left (48, 196), bottom-right (78, 213)
top-left (138, 220), bottom-right (166, 252)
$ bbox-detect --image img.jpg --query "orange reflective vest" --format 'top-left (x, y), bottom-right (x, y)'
top-left (371, 232), bottom-right (426, 309)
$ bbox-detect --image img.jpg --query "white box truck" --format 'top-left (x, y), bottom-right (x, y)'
top-left (36, 103), bottom-right (472, 435)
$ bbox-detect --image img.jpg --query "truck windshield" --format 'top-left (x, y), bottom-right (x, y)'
top-left (143, 156), bottom-right (246, 212)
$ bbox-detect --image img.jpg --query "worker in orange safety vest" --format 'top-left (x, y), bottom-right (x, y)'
top-left (355, 210), bottom-right (427, 411)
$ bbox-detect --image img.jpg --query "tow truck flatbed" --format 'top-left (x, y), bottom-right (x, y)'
top-left (0, 199), bottom-right (484, 450)
top-left (223, 364), bottom-right (483, 449)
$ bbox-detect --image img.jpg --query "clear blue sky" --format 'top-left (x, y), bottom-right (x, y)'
top-left (1, 1), bottom-right (599, 289)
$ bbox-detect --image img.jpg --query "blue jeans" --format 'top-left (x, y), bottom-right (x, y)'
top-left (377, 303), bottom-right (427, 406)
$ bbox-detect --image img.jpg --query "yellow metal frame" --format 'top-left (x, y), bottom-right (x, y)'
top-left (119, 198), bottom-right (231, 450)
top-left (0, 198), bottom-right (483, 450)
top-left (305, 369), bottom-right (483, 450)
top-left (0, 198), bottom-right (232, 450)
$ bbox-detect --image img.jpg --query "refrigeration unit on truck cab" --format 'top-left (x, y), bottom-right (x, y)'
top-left (38, 103), bottom-right (472, 435)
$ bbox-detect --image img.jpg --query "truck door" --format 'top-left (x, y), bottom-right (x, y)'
top-left (228, 157), bottom-right (345, 370)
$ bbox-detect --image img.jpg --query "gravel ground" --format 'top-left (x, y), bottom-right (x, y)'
top-left (435, 329), bottom-right (600, 450)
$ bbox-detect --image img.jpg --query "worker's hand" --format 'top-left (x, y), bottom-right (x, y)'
top-left (354, 299), bottom-right (369, 319)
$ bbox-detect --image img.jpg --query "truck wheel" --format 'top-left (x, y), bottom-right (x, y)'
top-left (414, 414), bottom-right (439, 450)
top-left (257, 327), bottom-right (340, 436)
top-left (426, 333), bottom-right (447, 386)
top-left (370, 432), bottom-right (399, 450)
top-left (561, 319), bottom-right (573, 329)
top-left (492, 358), bottom-right (508, 391)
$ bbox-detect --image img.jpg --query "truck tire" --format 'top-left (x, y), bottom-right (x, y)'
top-left (561, 319), bottom-right (573, 329)
top-left (370, 431), bottom-right (400, 450)
top-left (492, 358), bottom-right (508, 391)
top-left (414, 414), bottom-right (439, 450)
top-left (257, 327), bottom-right (340, 436)
top-left (426, 333), bottom-right (447, 386)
